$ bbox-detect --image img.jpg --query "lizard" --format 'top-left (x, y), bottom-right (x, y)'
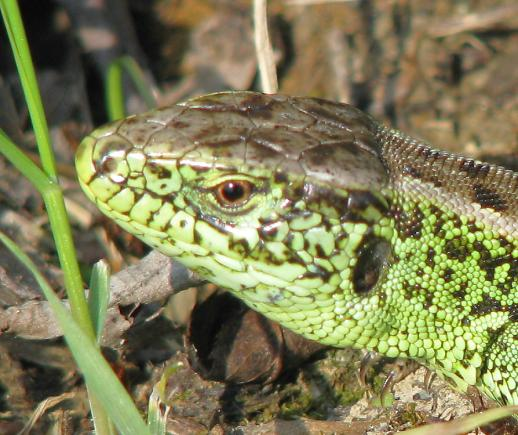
top-left (75, 91), bottom-right (517, 407)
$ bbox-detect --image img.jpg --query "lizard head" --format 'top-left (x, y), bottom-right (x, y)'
top-left (76, 92), bottom-right (394, 344)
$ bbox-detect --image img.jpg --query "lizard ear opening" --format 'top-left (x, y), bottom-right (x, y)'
top-left (353, 235), bottom-right (392, 294)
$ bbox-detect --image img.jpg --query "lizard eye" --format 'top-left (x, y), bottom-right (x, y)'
top-left (214, 180), bottom-right (253, 207)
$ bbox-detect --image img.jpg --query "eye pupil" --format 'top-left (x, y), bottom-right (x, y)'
top-left (222, 182), bottom-right (244, 201)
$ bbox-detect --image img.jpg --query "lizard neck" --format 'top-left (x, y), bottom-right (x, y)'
top-left (361, 126), bottom-right (517, 398)
top-left (377, 125), bottom-right (517, 239)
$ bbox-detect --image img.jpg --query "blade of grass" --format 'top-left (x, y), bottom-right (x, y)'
top-left (0, 0), bottom-right (56, 180)
top-left (0, 3), bottom-right (109, 428)
top-left (87, 260), bottom-right (115, 434)
top-left (0, 131), bottom-right (111, 431)
top-left (88, 260), bottom-right (111, 343)
top-left (0, 130), bottom-right (94, 338)
top-left (1, 3), bottom-right (155, 433)
top-left (89, 393), bottom-right (118, 435)
top-left (0, 1), bottom-right (94, 339)
top-left (0, 231), bottom-right (150, 435)
top-left (0, 129), bottom-right (51, 189)
top-left (147, 363), bottom-right (183, 434)
top-left (147, 389), bottom-right (168, 435)
top-left (106, 55), bottom-right (157, 120)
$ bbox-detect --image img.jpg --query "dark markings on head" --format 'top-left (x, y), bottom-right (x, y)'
top-left (303, 101), bottom-right (348, 127)
top-left (208, 139), bottom-right (245, 157)
top-left (195, 214), bottom-right (234, 247)
top-left (192, 227), bottom-right (202, 245)
top-left (258, 219), bottom-right (280, 240)
top-left (273, 171), bottom-right (288, 184)
top-left (124, 117), bottom-right (139, 126)
top-left (324, 189), bottom-right (387, 224)
top-left (147, 162), bottom-right (172, 179)
top-left (348, 190), bottom-right (388, 214)
top-left (285, 209), bottom-right (315, 224)
top-left (304, 264), bottom-right (332, 281)
top-left (289, 185), bottom-right (305, 203)
top-left (472, 183), bottom-right (507, 211)
top-left (306, 144), bottom-right (337, 166)
top-left (303, 184), bottom-right (349, 220)
top-left (229, 240), bottom-right (249, 258)
top-left (169, 120), bottom-right (190, 129)
top-left (352, 235), bottom-right (392, 294)
top-left (241, 94), bottom-right (275, 119)
top-left (315, 244), bottom-right (327, 259)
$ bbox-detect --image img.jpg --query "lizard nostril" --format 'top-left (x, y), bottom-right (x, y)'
top-left (95, 150), bottom-right (129, 184)
top-left (99, 155), bottom-right (118, 175)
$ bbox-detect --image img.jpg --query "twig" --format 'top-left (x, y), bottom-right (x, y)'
top-left (1, 251), bottom-right (203, 344)
top-left (253, 0), bottom-right (278, 93)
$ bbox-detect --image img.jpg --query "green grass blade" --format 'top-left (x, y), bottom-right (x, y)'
top-left (89, 393), bottom-right (117, 435)
top-left (42, 186), bottom-right (95, 337)
top-left (147, 388), bottom-right (168, 435)
top-left (106, 55), bottom-right (157, 120)
top-left (0, 130), bottom-right (94, 338)
top-left (88, 260), bottom-right (111, 343)
top-left (106, 59), bottom-right (126, 121)
top-left (0, 0), bottom-right (57, 180)
top-left (0, 1), bottom-right (94, 338)
top-left (147, 363), bottom-right (184, 434)
top-left (1, 3), bottom-right (151, 433)
top-left (0, 129), bottom-right (51, 191)
top-left (87, 260), bottom-right (115, 434)
top-left (0, 231), bottom-right (150, 435)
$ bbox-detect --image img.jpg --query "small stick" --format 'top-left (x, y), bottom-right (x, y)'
top-left (253, 0), bottom-right (278, 93)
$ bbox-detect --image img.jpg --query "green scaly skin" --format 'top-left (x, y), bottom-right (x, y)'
top-left (75, 92), bottom-right (517, 406)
